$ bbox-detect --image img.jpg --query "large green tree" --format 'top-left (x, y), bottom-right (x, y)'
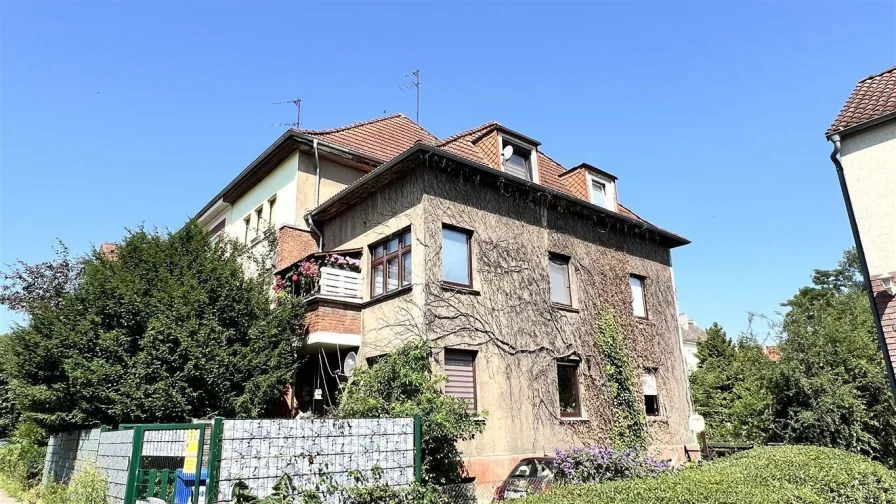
top-left (690, 323), bottom-right (772, 442)
top-left (0, 222), bottom-right (304, 432)
top-left (768, 249), bottom-right (896, 466)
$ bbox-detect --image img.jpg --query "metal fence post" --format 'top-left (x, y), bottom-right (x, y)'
top-left (123, 426), bottom-right (145, 504)
top-left (413, 415), bottom-right (422, 484)
top-left (205, 418), bottom-right (224, 504)
top-left (191, 425), bottom-right (206, 504)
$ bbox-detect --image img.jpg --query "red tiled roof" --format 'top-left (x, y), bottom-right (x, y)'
top-left (299, 114), bottom-right (437, 161)
top-left (828, 65), bottom-right (896, 136)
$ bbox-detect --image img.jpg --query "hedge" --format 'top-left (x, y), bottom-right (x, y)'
top-left (522, 446), bottom-right (896, 504)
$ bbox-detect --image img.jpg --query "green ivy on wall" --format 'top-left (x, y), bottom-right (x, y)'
top-left (595, 310), bottom-right (646, 450)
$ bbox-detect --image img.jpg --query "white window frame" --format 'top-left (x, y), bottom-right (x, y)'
top-left (586, 170), bottom-right (617, 211)
top-left (630, 275), bottom-right (647, 318)
top-left (267, 195), bottom-right (277, 229)
top-left (498, 134), bottom-right (539, 184)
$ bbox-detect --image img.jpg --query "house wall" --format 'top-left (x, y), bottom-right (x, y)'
top-left (318, 162), bottom-right (693, 480)
top-left (296, 155), bottom-right (367, 232)
top-left (840, 120), bottom-right (896, 278)
top-left (227, 152), bottom-right (300, 243)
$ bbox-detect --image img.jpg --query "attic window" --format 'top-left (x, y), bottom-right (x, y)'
top-left (591, 180), bottom-right (607, 208)
top-left (501, 141), bottom-right (532, 181)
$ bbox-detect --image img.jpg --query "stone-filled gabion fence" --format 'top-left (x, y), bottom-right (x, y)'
top-left (43, 417), bottom-right (421, 504)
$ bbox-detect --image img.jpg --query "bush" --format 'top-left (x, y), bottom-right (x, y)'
top-left (552, 446), bottom-right (676, 484)
top-left (0, 435), bottom-right (46, 497)
top-left (522, 446), bottom-right (896, 504)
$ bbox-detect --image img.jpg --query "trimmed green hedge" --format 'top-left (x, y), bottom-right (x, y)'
top-left (522, 446), bottom-right (896, 504)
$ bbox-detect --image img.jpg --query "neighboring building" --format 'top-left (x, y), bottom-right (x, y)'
top-left (678, 313), bottom-right (706, 373)
top-left (827, 66), bottom-right (896, 397)
top-left (196, 114), bottom-right (696, 479)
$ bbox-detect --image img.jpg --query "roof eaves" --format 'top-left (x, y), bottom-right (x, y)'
top-left (826, 109), bottom-right (896, 139)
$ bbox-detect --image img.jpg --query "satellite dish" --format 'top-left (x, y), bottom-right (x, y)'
top-left (343, 351), bottom-right (358, 377)
top-left (502, 144), bottom-right (514, 160)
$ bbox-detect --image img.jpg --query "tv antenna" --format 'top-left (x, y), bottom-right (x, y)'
top-left (273, 97), bottom-right (302, 129)
top-left (398, 69), bottom-right (420, 124)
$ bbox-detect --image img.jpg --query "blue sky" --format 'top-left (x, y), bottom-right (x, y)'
top-left (1, 2), bottom-right (894, 338)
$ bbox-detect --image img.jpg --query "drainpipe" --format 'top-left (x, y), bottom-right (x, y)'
top-left (305, 213), bottom-right (323, 253)
top-left (313, 139), bottom-right (322, 207)
top-left (828, 134), bottom-right (896, 399)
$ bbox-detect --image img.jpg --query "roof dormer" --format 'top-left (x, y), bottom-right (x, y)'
top-left (496, 128), bottom-right (541, 183)
top-left (559, 163), bottom-right (618, 212)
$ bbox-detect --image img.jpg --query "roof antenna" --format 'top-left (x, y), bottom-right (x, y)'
top-left (398, 70), bottom-right (420, 124)
top-left (273, 97), bottom-right (302, 129)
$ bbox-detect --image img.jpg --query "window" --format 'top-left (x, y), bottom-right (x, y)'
top-left (591, 180), bottom-right (607, 208)
top-left (370, 229), bottom-right (412, 297)
top-left (630, 275), bottom-right (647, 318)
top-left (243, 216), bottom-right (251, 244)
top-left (254, 206), bottom-right (263, 235)
top-left (267, 195), bottom-right (277, 228)
top-left (556, 361), bottom-right (581, 417)
top-left (209, 219), bottom-right (226, 237)
top-left (444, 349), bottom-right (477, 412)
top-left (501, 141), bottom-right (532, 181)
top-left (442, 226), bottom-right (472, 287)
top-left (549, 254), bottom-right (572, 306)
top-left (643, 369), bottom-right (660, 416)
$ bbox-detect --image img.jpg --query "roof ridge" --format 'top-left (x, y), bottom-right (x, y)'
top-left (859, 64), bottom-right (896, 83)
top-left (437, 121), bottom-right (500, 146)
top-left (298, 113), bottom-right (408, 134)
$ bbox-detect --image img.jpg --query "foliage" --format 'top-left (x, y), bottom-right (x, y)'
top-left (551, 446), bottom-right (676, 485)
top-left (1, 221), bottom-right (305, 432)
top-left (65, 464), bottom-right (109, 504)
top-left (594, 311), bottom-right (644, 450)
top-left (768, 248), bottom-right (896, 467)
top-left (689, 323), bottom-right (773, 443)
top-left (0, 335), bottom-right (18, 439)
top-left (0, 424), bottom-right (47, 499)
top-left (522, 446), bottom-right (896, 504)
top-left (336, 340), bottom-right (485, 485)
top-left (231, 467), bottom-right (446, 504)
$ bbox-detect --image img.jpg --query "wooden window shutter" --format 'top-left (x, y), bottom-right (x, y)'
top-left (444, 349), bottom-right (477, 412)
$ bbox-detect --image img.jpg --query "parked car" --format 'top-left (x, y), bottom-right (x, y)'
top-left (493, 457), bottom-right (555, 501)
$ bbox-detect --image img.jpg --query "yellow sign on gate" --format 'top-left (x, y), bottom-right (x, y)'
top-left (183, 429), bottom-right (199, 473)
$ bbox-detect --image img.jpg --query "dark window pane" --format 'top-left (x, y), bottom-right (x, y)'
top-left (402, 251), bottom-right (412, 286)
top-left (374, 245), bottom-right (384, 259)
top-left (442, 228), bottom-right (471, 285)
top-left (549, 257), bottom-right (571, 305)
top-left (387, 257), bottom-right (399, 291)
top-left (402, 230), bottom-right (412, 248)
top-left (373, 264), bottom-right (384, 296)
top-left (557, 364), bottom-right (578, 415)
top-left (387, 237), bottom-right (400, 254)
top-left (645, 395), bottom-right (660, 416)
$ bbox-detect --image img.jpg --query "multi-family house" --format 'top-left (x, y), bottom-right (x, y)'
top-left (196, 114), bottom-right (695, 480)
top-left (678, 314), bottom-right (706, 373)
top-left (827, 65), bottom-right (896, 397)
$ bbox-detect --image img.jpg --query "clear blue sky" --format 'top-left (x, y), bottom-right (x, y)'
top-left (2, 2), bottom-right (894, 337)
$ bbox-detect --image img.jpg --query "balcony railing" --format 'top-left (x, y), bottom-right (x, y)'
top-left (317, 266), bottom-right (362, 300)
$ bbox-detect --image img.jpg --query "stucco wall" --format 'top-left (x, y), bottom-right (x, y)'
top-left (220, 151), bottom-right (300, 243)
top-left (296, 155), bottom-right (367, 232)
top-left (840, 120), bottom-right (896, 277)
top-left (318, 160), bottom-right (692, 473)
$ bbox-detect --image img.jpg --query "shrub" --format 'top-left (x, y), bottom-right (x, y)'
top-left (0, 432), bottom-right (46, 496)
top-left (522, 446), bottom-right (896, 504)
top-left (552, 446), bottom-right (676, 484)
top-left (336, 340), bottom-right (485, 485)
top-left (66, 464), bottom-right (109, 504)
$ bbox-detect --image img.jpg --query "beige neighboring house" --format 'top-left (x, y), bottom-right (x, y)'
top-left (678, 314), bottom-right (706, 373)
top-left (196, 114), bottom-right (696, 481)
top-left (827, 65), bottom-right (896, 397)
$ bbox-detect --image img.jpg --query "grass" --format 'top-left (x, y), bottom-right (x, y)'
top-left (522, 445), bottom-right (896, 504)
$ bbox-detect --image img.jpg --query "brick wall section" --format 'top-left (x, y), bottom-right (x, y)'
top-left (559, 166), bottom-right (589, 200)
top-left (276, 225), bottom-right (318, 270)
top-left (305, 299), bottom-right (361, 335)
top-left (872, 275), bottom-right (896, 374)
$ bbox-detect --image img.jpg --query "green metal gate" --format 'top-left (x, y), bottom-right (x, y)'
top-left (121, 421), bottom-right (223, 504)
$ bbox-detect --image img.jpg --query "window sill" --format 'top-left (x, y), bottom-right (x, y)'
top-left (560, 416), bottom-right (589, 423)
top-left (634, 317), bottom-right (654, 325)
top-left (646, 415), bottom-right (668, 423)
top-left (364, 285), bottom-right (412, 307)
top-left (552, 303), bottom-right (579, 313)
top-left (440, 283), bottom-right (480, 296)
top-left (472, 416), bottom-right (487, 424)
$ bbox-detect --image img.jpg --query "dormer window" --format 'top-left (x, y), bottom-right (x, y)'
top-left (590, 180), bottom-right (607, 208)
top-left (501, 141), bottom-right (533, 181)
